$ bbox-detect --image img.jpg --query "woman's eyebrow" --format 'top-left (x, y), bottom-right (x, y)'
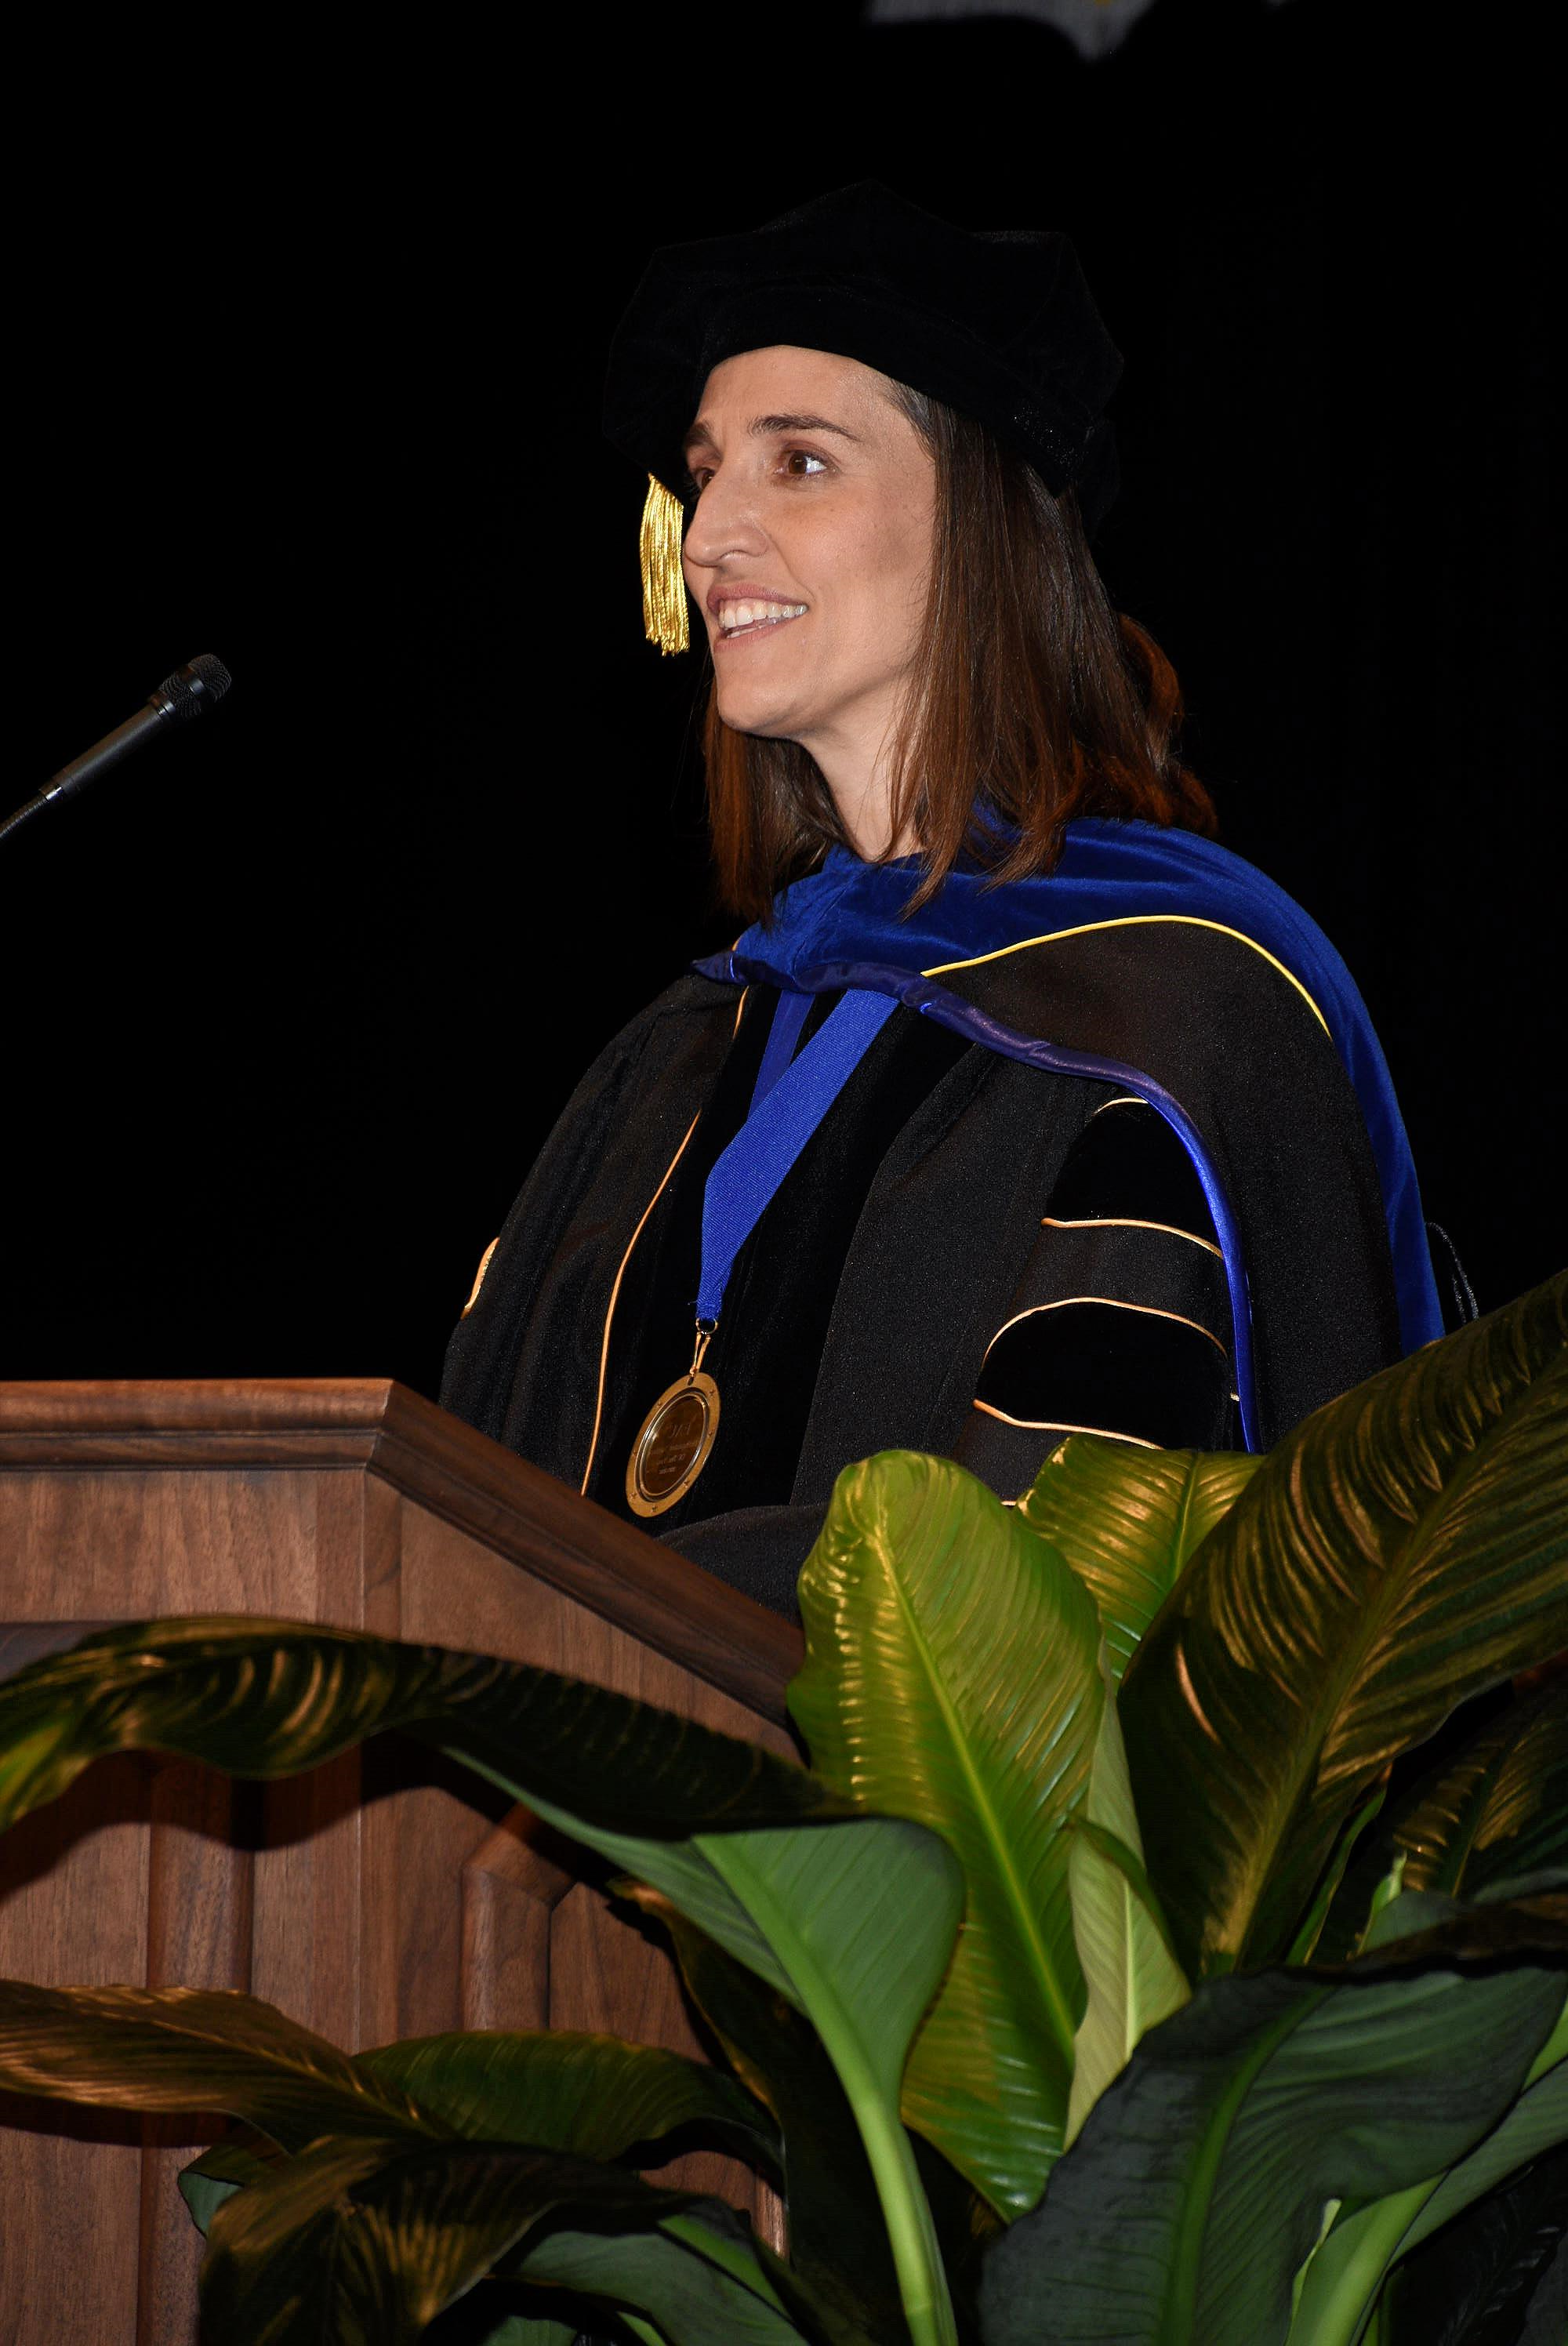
top-left (749, 412), bottom-right (862, 441)
top-left (681, 412), bottom-right (862, 456)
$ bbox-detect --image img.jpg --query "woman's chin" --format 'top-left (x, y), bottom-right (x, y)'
top-left (713, 692), bottom-right (801, 741)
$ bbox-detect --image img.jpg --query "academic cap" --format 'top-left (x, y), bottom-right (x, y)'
top-left (603, 180), bottom-right (1124, 652)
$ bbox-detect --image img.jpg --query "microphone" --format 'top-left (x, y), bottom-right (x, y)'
top-left (1, 656), bottom-right (233, 849)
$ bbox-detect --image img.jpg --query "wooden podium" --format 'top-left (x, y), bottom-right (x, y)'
top-left (0, 1381), bottom-right (804, 2346)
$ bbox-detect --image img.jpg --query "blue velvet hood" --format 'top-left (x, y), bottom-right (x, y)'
top-left (695, 819), bottom-right (1442, 1418)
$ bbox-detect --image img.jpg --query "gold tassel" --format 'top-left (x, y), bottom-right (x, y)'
top-left (639, 474), bottom-right (690, 655)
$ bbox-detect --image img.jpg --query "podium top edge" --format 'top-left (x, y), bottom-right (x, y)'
top-left (0, 1379), bottom-right (805, 1721)
top-left (0, 1379), bottom-right (399, 1433)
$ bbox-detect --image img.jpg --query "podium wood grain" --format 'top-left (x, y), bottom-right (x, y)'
top-left (0, 1382), bottom-right (802, 2346)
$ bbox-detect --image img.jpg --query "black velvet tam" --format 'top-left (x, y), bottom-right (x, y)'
top-left (603, 180), bottom-right (1124, 536)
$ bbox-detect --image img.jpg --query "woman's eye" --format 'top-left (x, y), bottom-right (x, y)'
top-left (782, 448), bottom-right (828, 478)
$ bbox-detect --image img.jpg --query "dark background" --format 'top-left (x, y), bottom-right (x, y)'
top-left (6, 1), bottom-right (1559, 1399)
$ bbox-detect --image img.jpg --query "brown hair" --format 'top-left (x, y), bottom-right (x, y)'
top-left (702, 383), bottom-right (1217, 919)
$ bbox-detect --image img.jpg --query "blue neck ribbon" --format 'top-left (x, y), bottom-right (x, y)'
top-left (695, 988), bottom-right (895, 1327)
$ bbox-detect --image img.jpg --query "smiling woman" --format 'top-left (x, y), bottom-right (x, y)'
top-left (681, 347), bottom-right (939, 859)
top-left (440, 182), bottom-right (1457, 1617)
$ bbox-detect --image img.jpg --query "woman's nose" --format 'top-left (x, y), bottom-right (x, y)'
top-left (682, 474), bottom-right (768, 572)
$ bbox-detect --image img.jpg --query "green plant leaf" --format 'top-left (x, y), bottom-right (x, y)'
top-left (462, 2315), bottom-right (578, 2346)
top-left (197, 2134), bottom-right (714, 2346)
top-left (1285, 1784), bottom-right (1391, 1964)
top-left (1312, 1693), bottom-right (1527, 1967)
top-left (1401, 1995), bottom-right (1568, 2253)
top-left (359, 2028), bottom-right (776, 2169)
top-left (0, 1614), bottom-right (835, 1847)
top-left (628, 1885), bottom-right (1001, 2346)
top-left (1374, 2145), bottom-right (1568, 2346)
top-left (1394, 1680), bottom-right (1568, 1898)
top-left (1064, 1674), bottom-right (1189, 2148)
top-left (790, 1451), bottom-right (1104, 2216)
top-left (0, 1983), bottom-right (432, 2152)
top-left (180, 2135), bottom-right (278, 2236)
top-left (512, 2203), bottom-right (808, 2346)
top-left (0, 1614), bottom-right (854, 2003)
top-left (3, 1990), bottom-right (773, 2222)
top-left (978, 1906), bottom-right (1568, 2346)
top-left (625, 1886), bottom-right (906, 2346)
top-left (0, 1616), bottom-right (960, 2345)
top-left (1120, 1273), bottom-right (1568, 1976)
top-left (697, 1818), bottom-right (963, 2346)
top-left (1285, 1971), bottom-right (1568, 2343)
top-left (1016, 1438), bottom-right (1260, 1682)
top-left (459, 2314), bottom-right (577, 2346)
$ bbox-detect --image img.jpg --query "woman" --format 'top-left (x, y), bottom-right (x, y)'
top-left (442, 182), bottom-right (1446, 1618)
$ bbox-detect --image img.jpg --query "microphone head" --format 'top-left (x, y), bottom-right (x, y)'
top-left (154, 655), bottom-right (233, 722)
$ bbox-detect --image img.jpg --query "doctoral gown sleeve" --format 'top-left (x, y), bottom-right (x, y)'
top-left (954, 1093), bottom-right (1236, 1491)
top-left (938, 918), bottom-right (1404, 1447)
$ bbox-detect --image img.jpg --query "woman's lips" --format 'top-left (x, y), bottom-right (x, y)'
top-left (708, 588), bottom-right (810, 641)
top-left (717, 608), bottom-right (808, 645)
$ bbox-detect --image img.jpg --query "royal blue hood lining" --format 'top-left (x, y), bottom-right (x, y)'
top-left (691, 822), bottom-right (1442, 1406)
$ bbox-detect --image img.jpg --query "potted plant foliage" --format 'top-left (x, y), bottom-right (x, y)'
top-left (0, 1273), bottom-right (1563, 2344)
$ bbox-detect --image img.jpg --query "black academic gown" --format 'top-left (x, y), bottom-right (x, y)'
top-left (441, 913), bottom-right (1406, 1619)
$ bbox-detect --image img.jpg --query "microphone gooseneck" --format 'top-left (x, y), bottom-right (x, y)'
top-left (0, 656), bottom-right (233, 850)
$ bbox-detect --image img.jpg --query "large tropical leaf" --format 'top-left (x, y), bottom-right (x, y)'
top-left (790, 1451), bottom-right (1103, 2216)
top-left (453, 2312), bottom-right (576, 2346)
top-left (197, 2134), bottom-right (750, 2346)
top-left (0, 1614), bottom-right (869, 2008)
top-left (360, 2028), bottom-right (775, 2169)
top-left (510, 2203), bottom-right (808, 2346)
top-left (1284, 1782), bottom-right (1390, 1963)
top-left (184, 2154), bottom-right (786, 2346)
top-left (1394, 1680), bottom-right (1568, 1897)
top-left (0, 1615), bottom-right (832, 1844)
top-left (1290, 2063), bottom-right (1568, 2345)
top-left (1379, 2148), bottom-right (1568, 2346)
top-left (1063, 1670), bottom-right (1189, 2147)
top-left (0, 1985), bottom-right (770, 2187)
top-left (181, 2136), bottom-right (280, 2237)
top-left (1284, 1912), bottom-right (1568, 2344)
top-left (626, 1886), bottom-right (907, 2346)
top-left (0, 1617), bottom-right (962, 2346)
top-left (696, 1819), bottom-right (963, 2346)
top-left (980, 1907), bottom-right (1567, 2346)
top-left (627, 1887), bottom-right (1000, 2346)
top-left (1015, 1438), bottom-right (1260, 1682)
top-left (1120, 1273), bottom-right (1568, 1975)
top-left (1311, 1689), bottom-right (1523, 1967)
top-left (0, 1982), bottom-right (431, 2151)
top-left (189, 2140), bottom-right (811, 2346)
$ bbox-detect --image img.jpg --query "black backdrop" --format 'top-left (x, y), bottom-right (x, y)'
top-left (6, 2), bottom-right (1559, 1400)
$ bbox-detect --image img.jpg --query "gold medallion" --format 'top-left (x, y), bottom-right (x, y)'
top-left (626, 1368), bottom-right (721, 1517)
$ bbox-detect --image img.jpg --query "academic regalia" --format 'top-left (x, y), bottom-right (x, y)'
top-left (443, 183), bottom-right (1454, 1615)
top-left (441, 821), bottom-right (1444, 1619)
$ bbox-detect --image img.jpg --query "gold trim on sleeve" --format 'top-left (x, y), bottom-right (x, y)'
top-left (971, 1400), bottom-right (1160, 1450)
top-left (461, 1237), bottom-right (499, 1317)
top-left (1040, 1213), bottom-right (1223, 1258)
top-left (923, 915), bottom-right (1331, 1037)
top-left (980, 1292), bottom-right (1230, 1360)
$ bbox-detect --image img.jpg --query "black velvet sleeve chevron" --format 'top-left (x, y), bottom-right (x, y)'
top-left (954, 1095), bottom-right (1238, 1494)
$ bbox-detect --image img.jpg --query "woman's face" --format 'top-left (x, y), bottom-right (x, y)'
top-left (681, 346), bottom-right (936, 772)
